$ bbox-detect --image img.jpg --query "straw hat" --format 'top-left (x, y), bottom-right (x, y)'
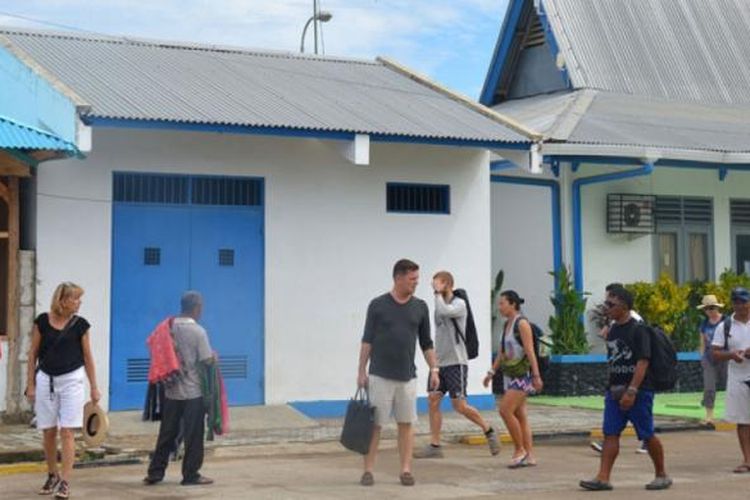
top-left (697, 294), bottom-right (724, 310)
top-left (82, 401), bottom-right (109, 447)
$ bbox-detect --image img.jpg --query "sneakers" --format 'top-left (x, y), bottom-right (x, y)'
top-left (485, 427), bottom-right (500, 456)
top-left (413, 444), bottom-right (444, 459)
top-left (580, 478), bottom-right (613, 491)
top-left (645, 476), bottom-right (673, 490)
top-left (54, 480), bottom-right (70, 499)
top-left (359, 471), bottom-right (374, 486)
top-left (636, 441), bottom-right (649, 454)
top-left (590, 441), bottom-right (603, 454)
top-left (180, 475), bottom-right (214, 486)
top-left (38, 473), bottom-right (60, 495)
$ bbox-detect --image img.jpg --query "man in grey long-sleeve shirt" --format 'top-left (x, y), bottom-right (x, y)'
top-left (357, 259), bottom-right (439, 487)
top-left (414, 271), bottom-right (500, 459)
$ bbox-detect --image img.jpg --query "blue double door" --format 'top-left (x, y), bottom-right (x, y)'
top-left (110, 174), bottom-right (264, 410)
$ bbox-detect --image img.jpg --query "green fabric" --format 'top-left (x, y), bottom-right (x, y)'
top-left (201, 363), bottom-right (223, 440)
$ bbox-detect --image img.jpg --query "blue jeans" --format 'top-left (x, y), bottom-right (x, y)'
top-left (603, 389), bottom-right (655, 441)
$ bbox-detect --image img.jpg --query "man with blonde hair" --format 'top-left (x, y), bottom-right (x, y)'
top-left (415, 270), bottom-right (499, 458)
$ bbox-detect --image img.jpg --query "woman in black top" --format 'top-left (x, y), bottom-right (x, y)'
top-left (25, 282), bottom-right (100, 499)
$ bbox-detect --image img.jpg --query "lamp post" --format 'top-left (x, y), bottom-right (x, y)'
top-left (300, 10), bottom-right (332, 54)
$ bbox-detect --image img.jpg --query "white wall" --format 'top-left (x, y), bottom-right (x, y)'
top-left (35, 128), bottom-right (492, 409)
top-left (490, 178), bottom-right (555, 347)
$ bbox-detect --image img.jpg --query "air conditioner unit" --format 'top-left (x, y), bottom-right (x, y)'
top-left (607, 194), bottom-right (656, 234)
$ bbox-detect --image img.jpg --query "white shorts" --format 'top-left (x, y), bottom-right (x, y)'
top-left (35, 367), bottom-right (86, 430)
top-left (724, 378), bottom-right (750, 425)
top-left (368, 375), bottom-right (417, 426)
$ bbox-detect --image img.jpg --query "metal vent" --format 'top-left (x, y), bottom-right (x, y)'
top-left (113, 173), bottom-right (188, 204)
top-left (386, 183), bottom-right (450, 214)
top-left (607, 194), bottom-right (655, 234)
top-left (192, 177), bottom-right (263, 206)
top-left (127, 358), bottom-right (150, 382)
top-left (219, 356), bottom-right (248, 379)
top-left (524, 12), bottom-right (546, 48)
top-left (218, 249), bottom-right (234, 267)
top-left (144, 247), bottom-right (161, 266)
top-left (731, 200), bottom-right (750, 225)
top-left (656, 196), bottom-right (712, 226)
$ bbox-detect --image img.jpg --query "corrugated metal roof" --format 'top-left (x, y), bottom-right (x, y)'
top-left (0, 27), bottom-right (529, 144)
top-left (0, 114), bottom-right (77, 151)
top-left (494, 90), bottom-right (750, 153)
top-left (544, 0), bottom-right (750, 105)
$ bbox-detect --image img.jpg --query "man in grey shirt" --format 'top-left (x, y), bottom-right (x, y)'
top-left (357, 259), bottom-right (439, 487)
top-left (415, 271), bottom-right (499, 459)
top-left (144, 291), bottom-right (214, 487)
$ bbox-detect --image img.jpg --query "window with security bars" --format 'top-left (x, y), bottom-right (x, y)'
top-left (731, 199), bottom-right (750, 274)
top-left (144, 247), bottom-right (161, 266)
top-left (386, 183), bottom-right (450, 214)
top-left (653, 196), bottom-right (713, 283)
top-left (218, 249), bottom-right (235, 267)
top-left (113, 173), bottom-right (262, 207)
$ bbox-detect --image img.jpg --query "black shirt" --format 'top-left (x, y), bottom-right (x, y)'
top-left (607, 318), bottom-right (653, 390)
top-left (36, 313), bottom-right (91, 376)
top-left (362, 293), bottom-right (433, 381)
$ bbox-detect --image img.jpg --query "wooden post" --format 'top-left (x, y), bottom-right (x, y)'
top-left (2, 174), bottom-right (23, 419)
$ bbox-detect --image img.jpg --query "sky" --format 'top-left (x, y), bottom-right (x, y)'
top-left (0, 0), bottom-right (509, 100)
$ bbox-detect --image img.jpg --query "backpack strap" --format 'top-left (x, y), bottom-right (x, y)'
top-left (451, 318), bottom-right (466, 345)
top-left (723, 315), bottom-right (733, 351)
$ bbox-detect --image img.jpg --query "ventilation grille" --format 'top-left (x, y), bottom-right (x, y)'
top-left (607, 194), bottom-right (655, 234)
top-left (656, 196), bottom-right (712, 226)
top-left (386, 183), bottom-right (450, 214)
top-left (219, 356), bottom-right (248, 379)
top-left (731, 200), bottom-right (750, 225)
top-left (114, 174), bottom-right (262, 206)
top-left (218, 248), bottom-right (235, 267)
top-left (127, 358), bottom-right (150, 382)
top-left (524, 12), bottom-right (546, 48)
top-left (113, 173), bottom-right (188, 204)
top-left (192, 177), bottom-right (263, 206)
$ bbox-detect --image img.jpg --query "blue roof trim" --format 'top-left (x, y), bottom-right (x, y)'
top-left (0, 115), bottom-right (77, 152)
top-left (87, 117), bottom-right (531, 150)
top-left (480, 0), bottom-right (526, 106)
top-left (537, 0), bottom-right (572, 89)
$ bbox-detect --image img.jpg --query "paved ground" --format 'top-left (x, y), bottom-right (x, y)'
top-left (2, 431), bottom-right (748, 499)
top-left (0, 403), bottom-right (698, 462)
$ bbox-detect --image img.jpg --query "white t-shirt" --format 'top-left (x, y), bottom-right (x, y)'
top-left (711, 314), bottom-right (750, 423)
top-left (712, 315), bottom-right (750, 379)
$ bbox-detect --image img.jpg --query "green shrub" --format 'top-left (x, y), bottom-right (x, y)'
top-left (548, 267), bottom-right (590, 354)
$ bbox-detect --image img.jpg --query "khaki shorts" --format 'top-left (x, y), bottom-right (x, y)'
top-left (368, 375), bottom-right (417, 425)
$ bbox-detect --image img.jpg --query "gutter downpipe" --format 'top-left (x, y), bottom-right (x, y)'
top-left (572, 162), bottom-right (655, 293)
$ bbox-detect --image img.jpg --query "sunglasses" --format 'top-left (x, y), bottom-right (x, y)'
top-left (604, 300), bottom-right (620, 309)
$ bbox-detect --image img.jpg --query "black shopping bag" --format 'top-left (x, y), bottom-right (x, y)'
top-left (339, 387), bottom-right (375, 455)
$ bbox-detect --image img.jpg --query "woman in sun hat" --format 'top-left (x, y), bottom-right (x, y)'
top-left (697, 294), bottom-right (727, 427)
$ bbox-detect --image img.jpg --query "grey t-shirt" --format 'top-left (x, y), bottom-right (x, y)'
top-left (362, 293), bottom-right (433, 382)
top-left (164, 317), bottom-right (213, 400)
top-left (434, 294), bottom-right (468, 367)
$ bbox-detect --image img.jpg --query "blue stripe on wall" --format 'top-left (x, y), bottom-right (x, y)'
top-left (290, 394), bottom-right (498, 419)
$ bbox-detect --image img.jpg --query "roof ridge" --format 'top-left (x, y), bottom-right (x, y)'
top-left (0, 25), bottom-right (380, 66)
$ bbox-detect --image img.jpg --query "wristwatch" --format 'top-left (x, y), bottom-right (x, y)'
top-left (626, 386), bottom-right (638, 396)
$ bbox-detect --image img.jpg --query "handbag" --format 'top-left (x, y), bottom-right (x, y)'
top-left (340, 387), bottom-right (376, 455)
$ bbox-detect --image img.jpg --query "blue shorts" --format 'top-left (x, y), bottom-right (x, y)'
top-left (602, 389), bottom-right (655, 441)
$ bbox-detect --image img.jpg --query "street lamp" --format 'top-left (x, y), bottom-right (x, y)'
top-left (300, 10), bottom-right (332, 54)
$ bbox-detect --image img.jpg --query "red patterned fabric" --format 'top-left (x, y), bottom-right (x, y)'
top-left (146, 317), bottom-right (180, 383)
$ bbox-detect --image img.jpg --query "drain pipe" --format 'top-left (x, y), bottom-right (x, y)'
top-left (572, 163), bottom-right (655, 293)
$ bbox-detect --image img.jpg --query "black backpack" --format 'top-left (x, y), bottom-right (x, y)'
top-left (450, 288), bottom-right (479, 360)
top-left (512, 317), bottom-right (550, 376)
top-left (721, 315), bottom-right (732, 350)
top-left (645, 324), bottom-right (678, 392)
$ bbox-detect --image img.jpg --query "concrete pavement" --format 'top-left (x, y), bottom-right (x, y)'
top-left (0, 429), bottom-right (747, 499)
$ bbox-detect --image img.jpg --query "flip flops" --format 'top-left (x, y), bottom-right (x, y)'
top-left (733, 464), bottom-right (750, 473)
top-left (579, 478), bottom-right (614, 491)
top-left (508, 453), bottom-right (528, 469)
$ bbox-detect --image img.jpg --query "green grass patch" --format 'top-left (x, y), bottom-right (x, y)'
top-left (530, 392), bottom-right (724, 420)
